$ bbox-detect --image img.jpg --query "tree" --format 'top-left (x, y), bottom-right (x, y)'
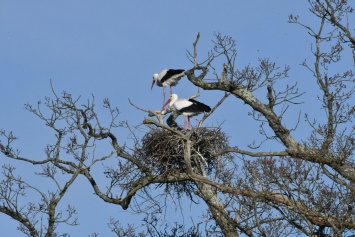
top-left (1, 0), bottom-right (355, 236)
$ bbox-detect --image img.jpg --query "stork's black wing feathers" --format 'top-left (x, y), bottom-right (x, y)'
top-left (160, 69), bottom-right (185, 83)
top-left (179, 99), bottom-right (211, 113)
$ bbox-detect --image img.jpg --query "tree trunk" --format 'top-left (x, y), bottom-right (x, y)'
top-left (196, 181), bottom-right (240, 237)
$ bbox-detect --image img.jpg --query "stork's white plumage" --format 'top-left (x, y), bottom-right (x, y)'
top-left (151, 69), bottom-right (185, 107)
top-left (163, 94), bottom-right (211, 129)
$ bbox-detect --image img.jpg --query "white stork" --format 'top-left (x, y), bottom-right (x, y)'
top-left (151, 69), bottom-right (185, 106)
top-left (163, 94), bottom-right (211, 129)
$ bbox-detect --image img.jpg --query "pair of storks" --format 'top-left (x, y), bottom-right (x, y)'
top-left (151, 69), bottom-right (211, 129)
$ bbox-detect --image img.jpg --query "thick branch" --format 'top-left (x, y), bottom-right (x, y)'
top-left (82, 168), bottom-right (190, 210)
top-left (214, 147), bottom-right (288, 157)
top-left (0, 206), bottom-right (38, 237)
top-left (186, 68), bottom-right (355, 183)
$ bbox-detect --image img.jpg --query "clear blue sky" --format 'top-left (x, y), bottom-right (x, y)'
top-left (0, 1), bottom-right (341, 236)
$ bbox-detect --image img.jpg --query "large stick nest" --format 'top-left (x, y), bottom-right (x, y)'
top-left (136, 127), bottom-right (231, 176)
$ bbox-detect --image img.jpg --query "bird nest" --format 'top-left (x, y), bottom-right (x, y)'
top-left (136, 127), bottom-right (230, 175)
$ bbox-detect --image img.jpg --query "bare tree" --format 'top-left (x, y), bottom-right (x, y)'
top-left (183, 0), bottom-right (355, 236)
top-left (1, 0), bottom-right (355, 236)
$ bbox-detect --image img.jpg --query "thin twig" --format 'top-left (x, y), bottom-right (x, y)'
top-left (193, 32), bottom-right (200, 68)
top-left (188, 87), bottom-right (200, 100)
top-left (198, 92), bottom-right (230, 128)
top-left (128, 98), bottom-right (169, 125)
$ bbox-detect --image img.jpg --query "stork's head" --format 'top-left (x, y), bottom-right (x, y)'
top-left (151, 73), bottom-right (158, 90)
top-left (163, 94), bottom-right (178, 108)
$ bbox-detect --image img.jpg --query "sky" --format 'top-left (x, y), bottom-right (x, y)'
top-left (1, 1), bottom-right (351, 236)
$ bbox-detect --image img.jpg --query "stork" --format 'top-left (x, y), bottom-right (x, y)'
top-left (166, 113), bottom-right (182, 130)
top-left (163, 94), bottom-right (211, 129)
top-left (151, 69), bottom-right (185, 107)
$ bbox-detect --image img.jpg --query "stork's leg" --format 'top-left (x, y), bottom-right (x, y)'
top-left (162, 87), bottom-right (166, 108)
top-left (188, 117), bottom-right (191, 130)
top-left (183, 116), bottom-right (187, 130)
top-left (170, 86), bottom-right (173, 95)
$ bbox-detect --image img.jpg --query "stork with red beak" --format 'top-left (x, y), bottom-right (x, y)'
top-left (151, 69), bottom-right (185, 107)
top-left (163, 94), bottom-right (211, 129)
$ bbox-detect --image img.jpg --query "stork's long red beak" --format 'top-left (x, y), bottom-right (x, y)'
top-left (151, 80), bottom-right (155, 90)
top-left (163, 99), bottom-right (171, 108)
